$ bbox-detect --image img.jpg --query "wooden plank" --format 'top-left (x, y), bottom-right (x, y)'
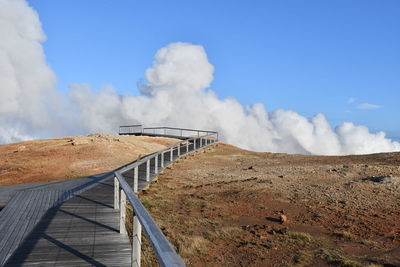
top-left (0, 190), bottom-right (41, 265)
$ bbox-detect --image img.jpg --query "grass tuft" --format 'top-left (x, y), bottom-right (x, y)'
top-left (319, 249), bottom-right (363, 267)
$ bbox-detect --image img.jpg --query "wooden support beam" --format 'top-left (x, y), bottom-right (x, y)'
top-left (132, 216), bottom-right (142, 267)
top-left (114, 177), bottom-right (120, 210)
top-left (146, 160), bottom-right (150, 182)
top-left (134, 166), bottom-right (138, 193)
top-left (120, 189), bottom-right (127, 235)
top-left (155, 155), bottom-right (158, 174)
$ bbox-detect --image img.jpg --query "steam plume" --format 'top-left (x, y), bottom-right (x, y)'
top-left (70, 43), bottom-right (400, 155)
top-left (1, 0), bottom-right (400, 155)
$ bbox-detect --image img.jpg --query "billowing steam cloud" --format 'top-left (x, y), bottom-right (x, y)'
top-left (69, 43), bottom-right (400, 155)
top-left (0, 0), bottom-right (70, 143)
top-left (1, 0), bottom-right (400, 155)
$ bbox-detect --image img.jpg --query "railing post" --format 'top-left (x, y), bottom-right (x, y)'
top-left (178, 144), bottom-right (181, 157)
top-left (120, 189), bottom-right (127, 234)
top-left (132, 216), bottom-right (142, 267)
top-left (186, 141), bottom-right (189, 153)
top-left (134, 166), bottom-right (138, 193)
top-left (194, 138), bottom-right (197, 150)
top-left (170, 148), bottom-right (173, 162)
top-left (146, 160), bottom-right (150, 182)
top-left (200, 138), bottom-right (203, 147)
top-left (155, 155), bottom-right (158, 174)
top-left (114, 176), bottom-right (120, 210)
top-left (161, 152), bottom-right (164, 168)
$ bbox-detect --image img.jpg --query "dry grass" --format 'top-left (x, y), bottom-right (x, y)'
top-left (175, 235), bottom-right (211, 257)
top-left (333, 231), bottom-right (356, 241)
top-left (318, 249), bottom-right (363, 267)
top-left (203, 226), bottom-right (242, 242)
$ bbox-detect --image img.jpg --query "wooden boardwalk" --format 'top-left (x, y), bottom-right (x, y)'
top-left (1, 174), bottom-right (131, 266)
top-left (0, 128), bottom-right (216, 266)
top-left (0, 136), bottom-right (181, 266)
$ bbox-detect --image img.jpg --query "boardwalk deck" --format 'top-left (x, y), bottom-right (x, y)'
top-left (4, 175), bottom-right (132, 266)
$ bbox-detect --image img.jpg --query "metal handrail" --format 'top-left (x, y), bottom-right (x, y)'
top-left (113, 127), bottom-right (218, 267)
top-left (143, 126), bottom-right (218, 134)
top-left (115, 172), bottom-right (184, 267)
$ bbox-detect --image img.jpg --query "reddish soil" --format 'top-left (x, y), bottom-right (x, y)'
top-left (139, 143), bottom-right (400, 267)
top-left (0, 134), bottom-right (179, 186)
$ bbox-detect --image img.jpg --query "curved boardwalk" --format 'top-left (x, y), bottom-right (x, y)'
top-left (0, 130), bottom-right (202, 266)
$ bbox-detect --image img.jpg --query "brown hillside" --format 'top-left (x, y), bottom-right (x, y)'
top-left (0, 134), bottom-right (179, 186)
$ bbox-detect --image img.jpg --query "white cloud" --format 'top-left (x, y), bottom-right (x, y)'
top-left (347, 97), bottom-right (356, 104)
top-left (0, 0), bottom-right (71, 143)
top-left (357, 103), bottom-right (383, 110)
top-left (1, 0), bottom-right (399, 156)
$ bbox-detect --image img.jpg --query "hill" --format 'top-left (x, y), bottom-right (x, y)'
top-left (0, 134), bottom-right (179, 186)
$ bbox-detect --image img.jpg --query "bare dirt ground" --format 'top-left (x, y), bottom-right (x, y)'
top-left (0, 134), bottom-right (179, 186)
top-left (139, 143), bottom-right (400, 267)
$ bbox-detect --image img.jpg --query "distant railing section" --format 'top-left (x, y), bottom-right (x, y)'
top-left (119, 125), bottom-right (143, 135)
top-left (119, 125), bottom-right (219, 140)
top-left (114, 126), bottom-right (218, 267)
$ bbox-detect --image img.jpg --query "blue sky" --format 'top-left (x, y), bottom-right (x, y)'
top-left (28, 0), bottom-right (400, 139)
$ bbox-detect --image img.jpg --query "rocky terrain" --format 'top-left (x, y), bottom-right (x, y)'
top-left (138, 143), bottom-right (400, 267)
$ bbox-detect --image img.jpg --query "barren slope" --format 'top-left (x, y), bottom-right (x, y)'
top-left (139, 143), bottom-right (400, 267)
top-left (0, 134), bottom-right (179, 186)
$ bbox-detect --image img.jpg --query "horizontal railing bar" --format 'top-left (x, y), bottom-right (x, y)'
top-left (115, 172), bottom-right (185, 267)
top-left (142, 126), bottom-right (217, 134)
top-left (119, 124), bottom-right (143, 128)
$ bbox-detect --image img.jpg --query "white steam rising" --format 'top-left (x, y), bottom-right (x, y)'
top-left (1, 0), bottom-right (400, 155)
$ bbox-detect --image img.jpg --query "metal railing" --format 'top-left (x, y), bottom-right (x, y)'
top-left (119, 125), bottom-right (219, 140)
top-left (119, 125), bottom-right (143, 135)
top-left (113, 127), bottom-right (218, 267)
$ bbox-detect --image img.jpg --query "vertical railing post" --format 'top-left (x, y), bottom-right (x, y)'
top-left (146, 159), bottom-right (150, 182)
top-left (134, 166), bottom-right (138, 193)
top-left (132, 216), bottom-right (142, 267)
top-left (186, 141), bottom-right (189, 153)
top-left (178, 143), bottom-right (181, 157)
top-left (114, 176), bottom-right (120, 210)
top-left (170, 148), bottom-right (173, 162)
top-left (161, 152), bottom-right (164, 168)
top-left (120, 189), bottom-right (127, 234)
top-left (200, 138), bottom-right (203, 147)
top-left (155, 154), bottom-right (158, 174)
top-left (194, 138), bottom-right (197, 150)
